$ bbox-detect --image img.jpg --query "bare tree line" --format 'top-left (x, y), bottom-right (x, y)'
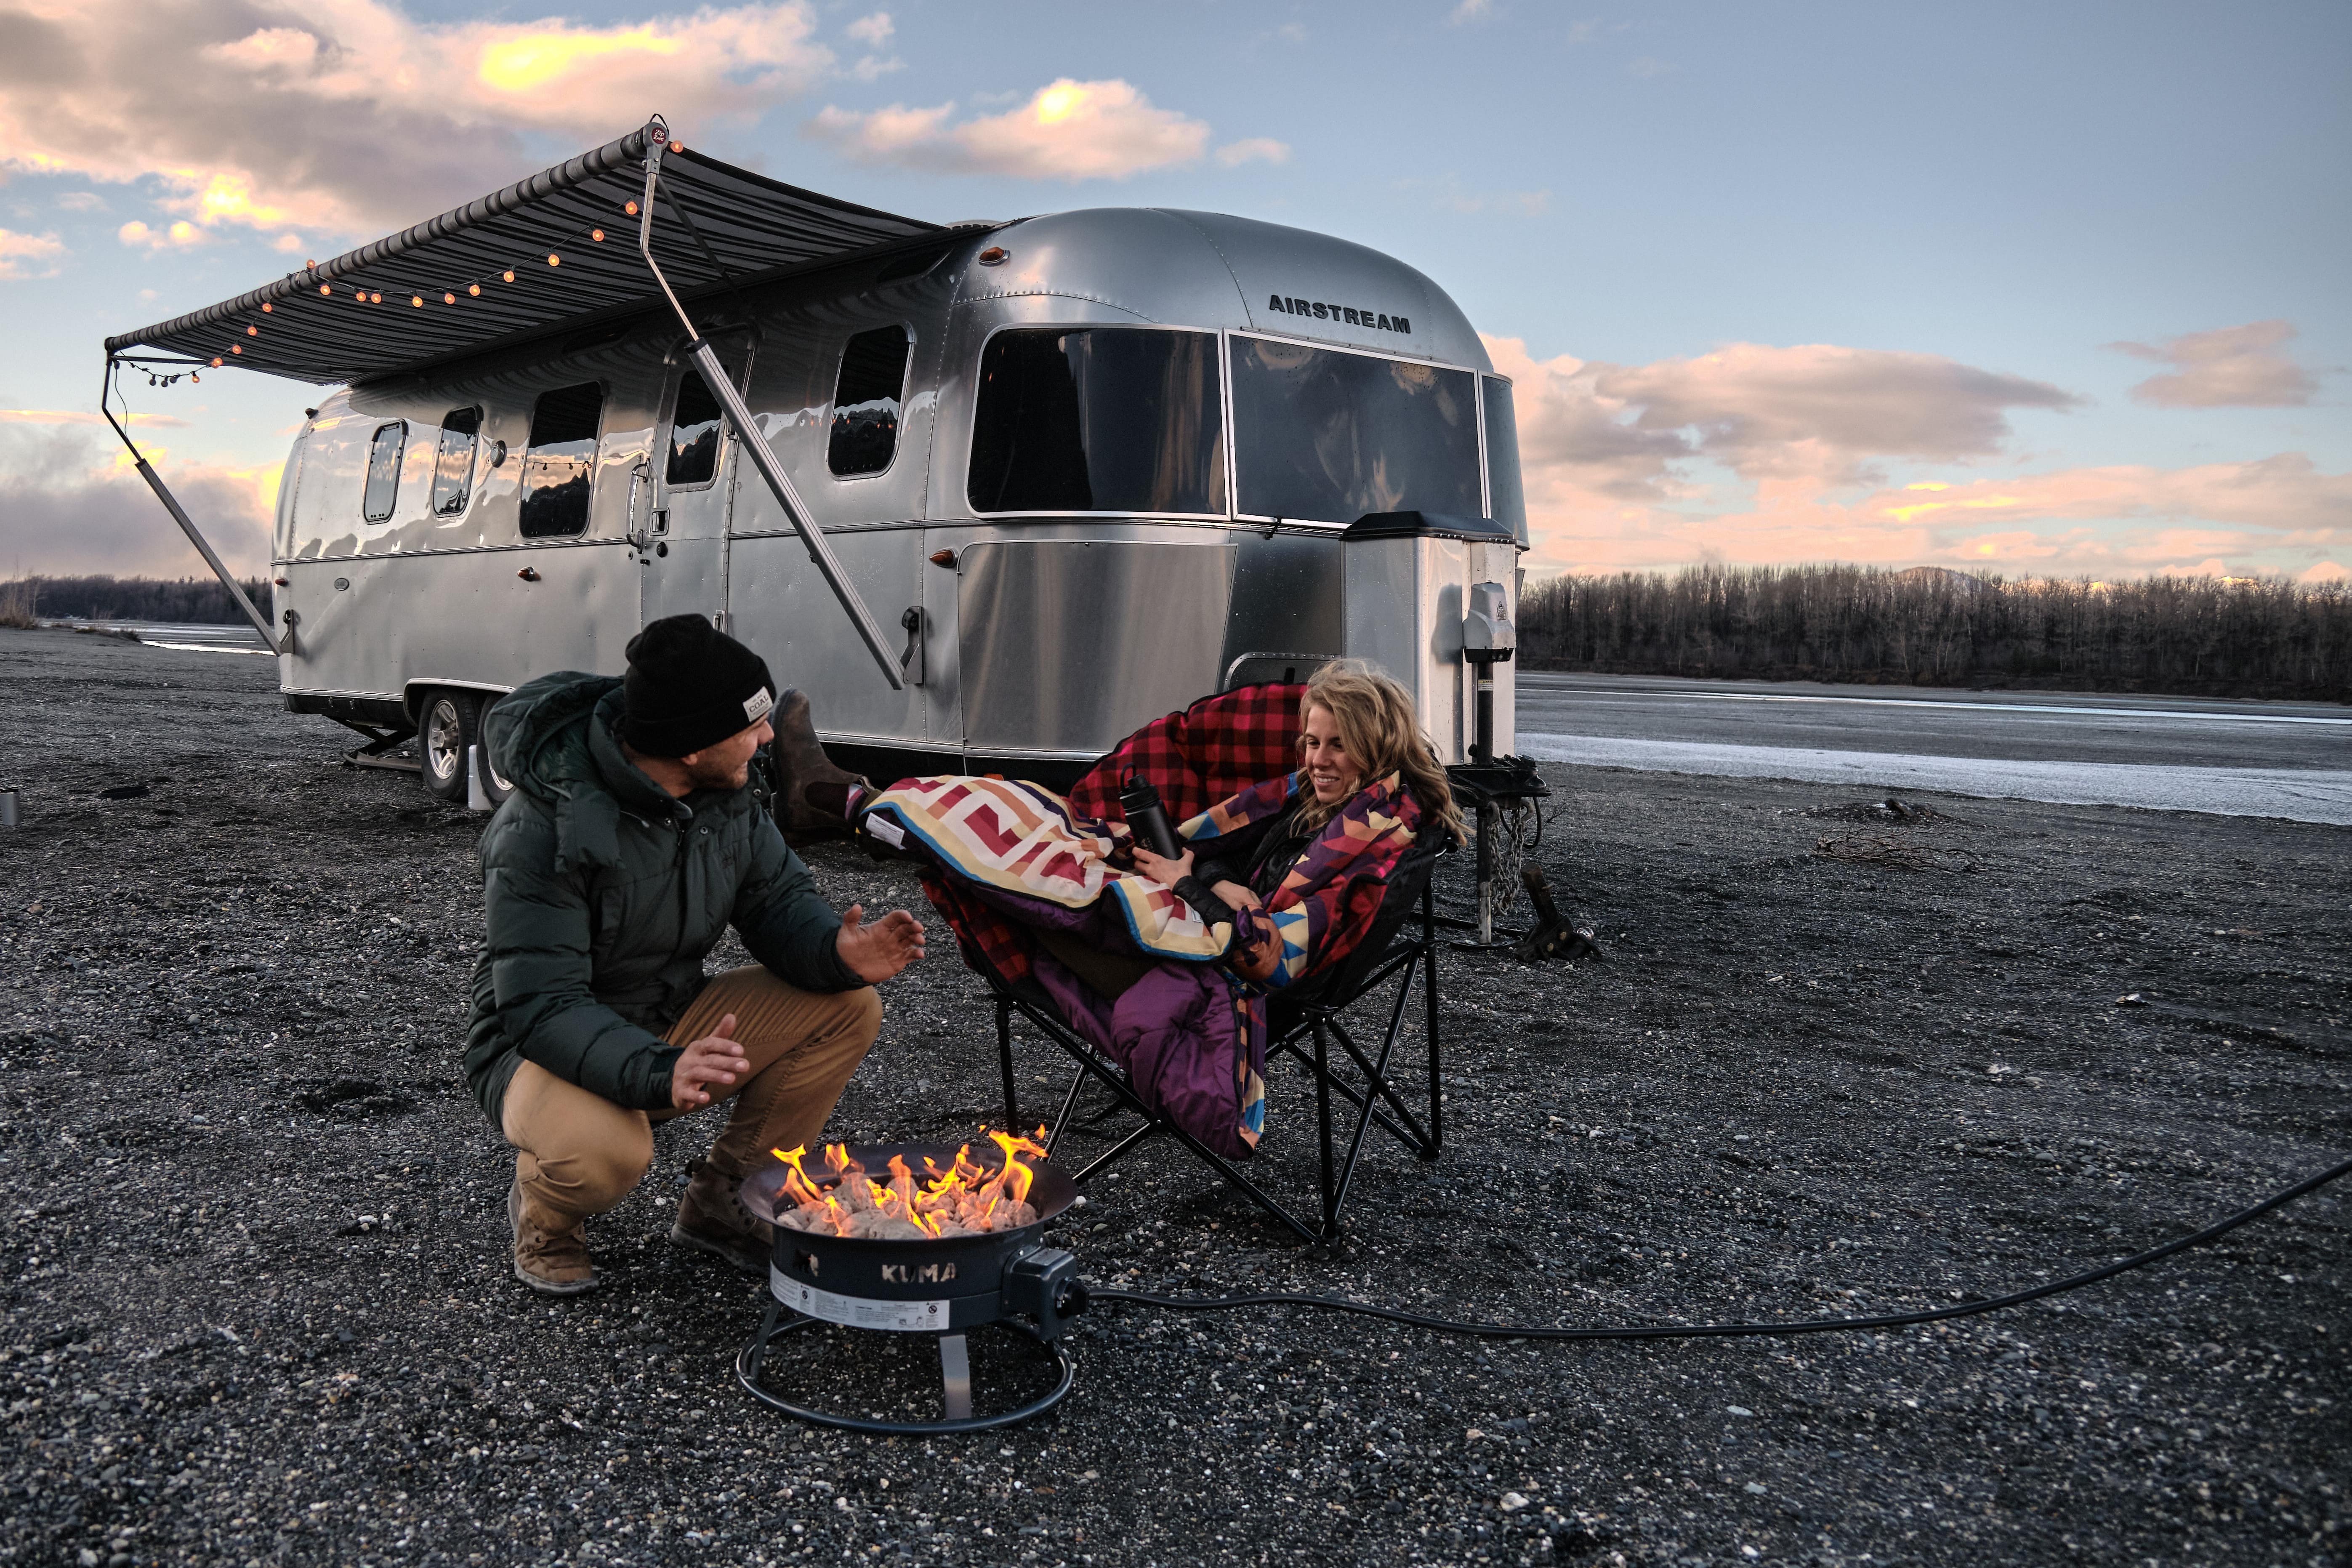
top-left (1518, 565), bottom-right (2351, 701)
top-left (2, 575), bottom-right (271, 628)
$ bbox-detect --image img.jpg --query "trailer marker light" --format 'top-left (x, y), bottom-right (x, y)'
top-left (978, 246), bottom-right (1008, 266)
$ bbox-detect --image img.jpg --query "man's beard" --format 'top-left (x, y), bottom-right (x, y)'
top-left (685, 756), bottom-right (751, 791)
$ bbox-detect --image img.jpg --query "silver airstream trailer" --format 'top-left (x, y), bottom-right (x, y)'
top-left (102, 120), bottom-right (1527, 800)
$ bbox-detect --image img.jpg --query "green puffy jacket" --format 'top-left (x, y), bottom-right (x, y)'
top-left (460, 671), bottom-right (861, 1125)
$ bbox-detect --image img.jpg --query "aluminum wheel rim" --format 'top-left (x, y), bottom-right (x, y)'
top-left (425, 701), bottom-right (465, 783)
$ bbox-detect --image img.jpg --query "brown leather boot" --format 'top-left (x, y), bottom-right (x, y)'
top-left (508, 1177), bottom-right (598, 1296)
top-left (769, 687), bottom-right (869, 843)
top-left (670, 1161), bottom-right (774, 1275)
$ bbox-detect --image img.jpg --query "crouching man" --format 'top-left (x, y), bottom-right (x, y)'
top-left (461, 615), bottom-right (923, 1295)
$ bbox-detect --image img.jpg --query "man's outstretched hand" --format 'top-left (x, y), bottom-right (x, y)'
top-left (836, 904), bottom-right (925, 983)
top-left (672, 1012), bottom-right (748, 1111)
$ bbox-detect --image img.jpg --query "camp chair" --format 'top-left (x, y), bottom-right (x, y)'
top-left (958, 683), bottom-right (1451, 1245)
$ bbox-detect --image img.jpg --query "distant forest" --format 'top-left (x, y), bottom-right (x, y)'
top-left (7, 575), bottom-right (271, 626)
top-left (1519, 565), bottom-right (2350, 701)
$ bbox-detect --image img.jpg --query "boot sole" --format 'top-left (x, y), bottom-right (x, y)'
top-left (669, 1221), bottom-right (769, 1277)
top-left (509, 1179), bottom-right (599, 1296)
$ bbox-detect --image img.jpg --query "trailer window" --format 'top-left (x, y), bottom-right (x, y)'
top-left (430, 407), bottom-right (480, 516)
top-left (520, 383), bottom-right (604, 539)
top-left (830, 325), bottom-right (911, 477)
top-left (1481, 376), bottom-right (1527, 546)
top-left (667, 370), bottom-right (724, 487)
top-left (1229, 338), bottom-right (1480, 525)
top-left (362, 421), bottom-right (406, 523)
top-left (968, 328), bottom-right (1223, 515)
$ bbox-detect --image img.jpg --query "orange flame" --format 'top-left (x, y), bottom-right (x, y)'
top-left (769, 1129), bottom-right (1053, 1238)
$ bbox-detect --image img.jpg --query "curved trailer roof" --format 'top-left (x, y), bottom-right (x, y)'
top-left (102, 120), bottom-right (946, 387)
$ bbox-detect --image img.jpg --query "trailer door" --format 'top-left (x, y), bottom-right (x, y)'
top-left (640, 343), bottom-right (749, 631)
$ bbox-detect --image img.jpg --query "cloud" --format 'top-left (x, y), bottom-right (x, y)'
top-left (844, 11), bottom-right (892, 47)
top-left (117, 218), bottom-right (206, 251)
top-left (806, 77), bottom-right (1211, 180)
top-left (1449, 0), bottom-right (1494, 22)
top-left (1485, 333), bottom-right (2345, 580)
top-left (1584, 340), bottom-right (2080, 486)
top-left (0, 409), bottom-right (187, 426)
top-left (53, 190), bottom-right (106, 212)
top-left (0, 226), bottom-right (67, 278)
top-left (0, 425), bottom-right (274, 576)
top-left (2107, 319), bottom-right (2319, 408)
top-left (0, 0), bottom-right (835, 238)
top-left (1215, 138), bottom-right (1291, 168)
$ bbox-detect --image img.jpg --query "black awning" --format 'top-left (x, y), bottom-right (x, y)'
top-left (103, 121), bottom-right (946, 386)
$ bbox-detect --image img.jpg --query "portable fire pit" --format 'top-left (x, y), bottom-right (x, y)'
top-left (734, 1138), bottom-right (1089, 1434)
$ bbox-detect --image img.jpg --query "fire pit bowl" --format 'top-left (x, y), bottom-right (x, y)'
top-left (734, 1141), bottom-right (1090, 1434)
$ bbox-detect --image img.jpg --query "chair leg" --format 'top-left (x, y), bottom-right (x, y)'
top-left (1423, 887), bottom-right (1444, 1155)
top-left (1047, 1064), bottom-right (1087, 1152)
top-left (1314, 1019), bottom-right (1338, 1241)
top-left (995, 993), bottom-right (1019, 1129)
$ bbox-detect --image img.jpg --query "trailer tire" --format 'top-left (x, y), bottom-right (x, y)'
top-left (477, 694), bottom-right (516, 807)
top-left (417, 689), bottom-right (474, 803)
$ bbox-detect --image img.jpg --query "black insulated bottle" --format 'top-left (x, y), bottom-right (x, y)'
top-left (1118, 770), bottom-right (1181, 860)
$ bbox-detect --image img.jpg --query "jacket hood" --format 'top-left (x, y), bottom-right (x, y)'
top-left (482, 672), bottom-right (683, 872)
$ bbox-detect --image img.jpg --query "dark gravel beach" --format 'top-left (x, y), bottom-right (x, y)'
top-left (2, 624), bottom-right (2346, 1568)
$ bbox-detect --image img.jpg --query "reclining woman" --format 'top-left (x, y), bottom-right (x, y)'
top-left (841, 660), bottom-right (1465, 1160)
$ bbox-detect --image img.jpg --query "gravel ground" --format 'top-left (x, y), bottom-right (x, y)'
top-left (2, 624), bottom-right (2346, 1568)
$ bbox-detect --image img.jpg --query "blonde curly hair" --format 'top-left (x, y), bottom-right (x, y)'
top-left (1293, 660), bottom-right (1467, 843)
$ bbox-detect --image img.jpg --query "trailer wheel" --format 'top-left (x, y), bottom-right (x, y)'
top-left (477, 695), bottom-right (517, 807)
top-left (417, 690), bottom-right (474, 802)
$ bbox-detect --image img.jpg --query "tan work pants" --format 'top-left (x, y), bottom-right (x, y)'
top-left (500, 966), bottom-right (883, 1222)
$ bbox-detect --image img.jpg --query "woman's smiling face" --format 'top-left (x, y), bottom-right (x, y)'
top-left (1300, 704), bottom-right (1363, 805)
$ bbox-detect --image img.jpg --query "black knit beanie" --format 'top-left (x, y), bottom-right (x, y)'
top-left (621, 615), bottom-right (776, 758)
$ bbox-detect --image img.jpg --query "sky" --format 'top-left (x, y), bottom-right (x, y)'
top-left (1, 0), bottom-right (2345, 583)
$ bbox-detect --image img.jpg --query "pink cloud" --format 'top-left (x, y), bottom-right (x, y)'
top-left (2107, 319), bottom-right (2318, 409)
top-left (806, 77), bottom-right (1211, 181)
top-left (1486, 333), bottom-right (2351, 583)
top-left (0, 0), bottom-right (833, 238)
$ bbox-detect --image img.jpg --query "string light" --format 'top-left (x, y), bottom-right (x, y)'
top-left (319, 283), bottom-right (331, 295)
top-left (210, 357), bottom-right (223, 367)
top-left (468, 283), bottom-right (481, 296)
top-left (503, 269), bottom-right (515, 283)
top-left (546, 253), bottom-right (561, 267)
top-left (591, 228), bottom-right (604, 242)
top-left (444, 291), bottom-right (457, 304)
top-left (410, 295), bottom-right (424, 307)
top-left (260, 303), bottom-right (273, 313)
top-left (230, 345), bottom-right (242, 355)
top-left (369, 292), bottom-right (382, 303)
top-left (625, 201), bottom-right (639, 216)
top-left (246, 325), bottom-right (258, 336)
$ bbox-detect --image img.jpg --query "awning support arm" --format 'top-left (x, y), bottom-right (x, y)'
top-left (99, 355), bottom-right (281, 652)
top-left (635, 130), bottom-right (904, 691)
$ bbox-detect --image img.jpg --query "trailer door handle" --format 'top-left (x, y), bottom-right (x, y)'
top-left (898, 605), bottom-right (925, 686)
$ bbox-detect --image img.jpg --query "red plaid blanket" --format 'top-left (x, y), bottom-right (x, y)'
top-left (1067, 683), bottom-right (1306, 826)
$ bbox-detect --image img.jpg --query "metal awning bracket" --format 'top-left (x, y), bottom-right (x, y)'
top-left (636, 126), bottom-right (903, 691)
top-left (99, 355), bottom-right (282, 652)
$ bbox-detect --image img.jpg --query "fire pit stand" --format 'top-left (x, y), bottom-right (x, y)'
top-left (733, 1142), bottom-right (1090, 1434)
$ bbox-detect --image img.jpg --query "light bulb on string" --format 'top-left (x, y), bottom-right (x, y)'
top-left (444, 292), bottom-right (457, 304)
top-left (319, 284), bottom-right (331, 295)
top-left (261, 303), bottom-right (273, 313)
top-left (230, 345), bottom-right (242, 355)
top-left (410, 295), bottom-right (424, 308)
top-left (625, 201), bottom-right (639, 216)
top-left (547, 253), bottom-right (561, 267)
top-left (370, 292), bottom-right (382, 303)
top-left (502, 269), bottom-right (515, 283)
top-left (210, 358), bottom-right (223, 367)
top-left (246, 325), bottom-right (258, 336)
top-left (468, 283), bottom-right (481, 297)
top-left (591, 229), bottom-right (604, 242)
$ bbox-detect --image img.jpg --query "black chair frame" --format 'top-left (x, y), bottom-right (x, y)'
top-left (988, 841), bottom-right (1449, 1245)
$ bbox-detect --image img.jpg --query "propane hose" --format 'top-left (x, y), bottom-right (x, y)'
top-left (1086, 1151), bottom-right (2350, 1342)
